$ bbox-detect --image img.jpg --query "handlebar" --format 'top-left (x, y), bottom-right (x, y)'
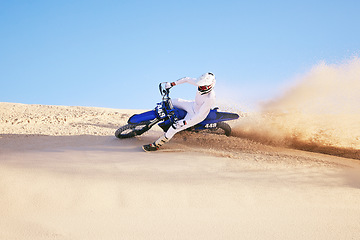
top-left (159, 82), bottom-right (170, 99)
top-left (159, 82), bottom-right (175, 111)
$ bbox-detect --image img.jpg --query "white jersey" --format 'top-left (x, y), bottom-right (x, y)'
top-left (172, 77), bottom-right (216, 127)
top-left (153, 73), bottom-right (217, 146)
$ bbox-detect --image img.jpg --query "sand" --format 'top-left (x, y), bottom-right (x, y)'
top-left (1, 102), bottom-right (360, 240)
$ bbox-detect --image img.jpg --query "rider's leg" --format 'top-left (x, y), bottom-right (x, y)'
top-left (146, 109), bottom-right (196, 150)
top-left (150, 98), bottom-right (195, 143)
top-left (154, 134), bottom-right (169, 147)
top-left (144, 115), bottom-right (202, 151)
top-left (172, 98), bottom-right (195, 115)
top-left (144, 99), bottom-right (198, 151)
top-left (164, 114), bottom-right (199, 140)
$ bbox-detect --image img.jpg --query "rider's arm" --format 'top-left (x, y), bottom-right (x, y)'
top-left (171, 77), bottom-right (197, 87)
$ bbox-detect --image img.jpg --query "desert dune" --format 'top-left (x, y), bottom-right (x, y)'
top-left (1, 102), bottom-right (360, 240)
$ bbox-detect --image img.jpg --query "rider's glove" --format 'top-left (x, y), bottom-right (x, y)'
top-left (165, 82), bottom-right (176, 90)
top-left (173, 120), bottom-right (187, 129)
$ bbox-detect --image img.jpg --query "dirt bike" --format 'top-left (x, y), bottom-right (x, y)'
top-left (115, 83), bottom-right (239, 139)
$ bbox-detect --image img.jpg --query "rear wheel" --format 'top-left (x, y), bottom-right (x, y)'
top-left (217, 122), bottom-right (232, 136)
top-left (115, 122), bottom-right (150, 139)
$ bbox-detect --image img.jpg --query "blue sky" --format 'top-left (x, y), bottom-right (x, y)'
top-left (1, 0), bottom-right (359, 110)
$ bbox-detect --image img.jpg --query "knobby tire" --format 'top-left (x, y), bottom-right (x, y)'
top-left (115, 122), bottom-right (150, 139)
top-left (217, 122), bottom-right (232, 136)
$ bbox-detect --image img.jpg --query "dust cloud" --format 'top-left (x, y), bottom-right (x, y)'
top-left (233, 58), bottom-right (360, 159)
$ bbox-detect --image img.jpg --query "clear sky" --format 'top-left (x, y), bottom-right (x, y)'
top-left (1, 0), bottom-right (359, 110)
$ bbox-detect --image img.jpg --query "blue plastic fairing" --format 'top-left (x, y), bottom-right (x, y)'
top-left (128, 110), bottom-right (157, 124)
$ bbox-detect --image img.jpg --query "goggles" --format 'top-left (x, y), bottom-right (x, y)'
top-left (198, 84), bottom-right (213, 92)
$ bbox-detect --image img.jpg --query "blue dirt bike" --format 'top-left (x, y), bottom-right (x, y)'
top-left (115, 83), bottom-right (239, 139)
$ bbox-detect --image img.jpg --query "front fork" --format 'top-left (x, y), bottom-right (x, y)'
top-left (156, 99), bottom-right (178, 124)
top-left (147, 118), bottom-right (161, 128)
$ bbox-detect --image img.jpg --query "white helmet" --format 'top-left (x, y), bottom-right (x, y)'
top-left (197, 72), bottom-right (216, 95)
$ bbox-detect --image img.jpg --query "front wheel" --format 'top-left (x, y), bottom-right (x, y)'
top-left (115, 122), bottom-right (150, 139)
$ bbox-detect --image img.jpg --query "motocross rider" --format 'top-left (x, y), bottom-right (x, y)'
top-left (142, 72), bottom-right (216, 151)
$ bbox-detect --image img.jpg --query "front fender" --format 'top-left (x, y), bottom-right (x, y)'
top-left (128, 110), bottom-right (157, 124)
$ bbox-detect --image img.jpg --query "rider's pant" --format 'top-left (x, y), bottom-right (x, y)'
top-left (164, 98), bottom-right (204, 140)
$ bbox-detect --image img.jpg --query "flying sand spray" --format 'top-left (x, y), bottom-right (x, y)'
top-left (233, 58), bottom-right (360, 157)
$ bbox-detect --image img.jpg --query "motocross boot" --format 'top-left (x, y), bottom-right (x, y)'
top-left (142, 134), bottom-right (169, 152)
top-left (142, 143), bottom-right (159, 152)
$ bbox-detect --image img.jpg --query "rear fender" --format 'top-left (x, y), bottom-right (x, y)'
top-left (200, 109), bottom-right (239, 125)
top-left (192, 109), bottom-right (239, 130)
